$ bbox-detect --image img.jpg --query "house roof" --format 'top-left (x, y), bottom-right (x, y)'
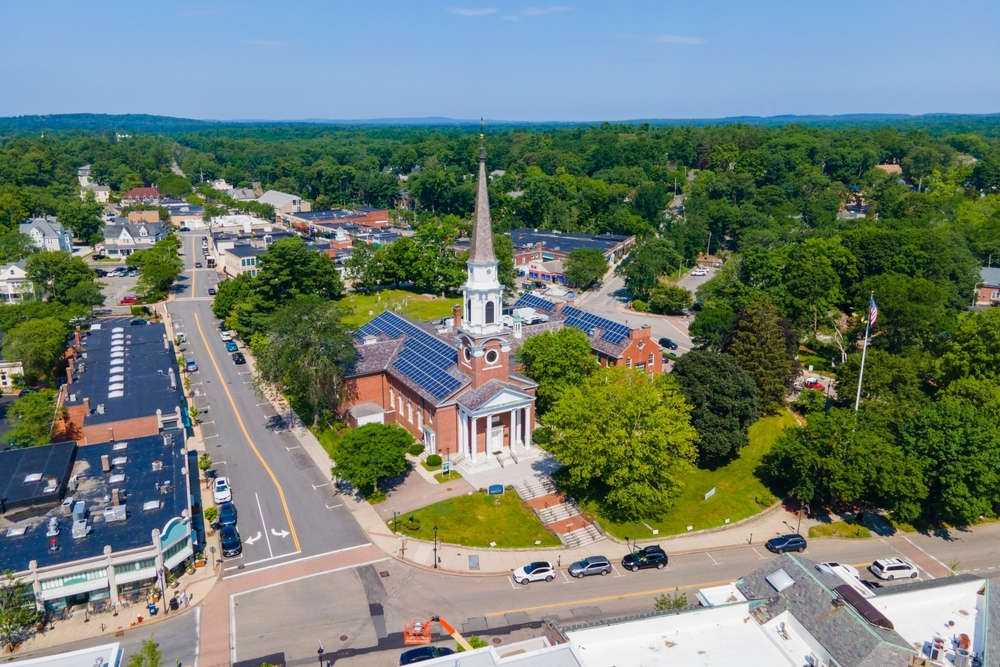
top-left (124, 187), bottom-right (161, 199)
top-left (20, 216), bottom-right (67, 239)
top-left (456, 379), bottom-right (532, 411)
top-left (0, 442), bottom-right (76, 512)
top-left (226, 245), bottom-right (267, 259)
top-left (981, 266), bottom-right (1000, 287)
top-left (228, 188), bottom-right (257, 200)
top-left (511, 294), bottom-right (634, 357)
top-left (257, 190), bottom-right (300, 207)
top-left (351, 311), bottom-right (470, 404)
top-left (508, 228), bottom-right (633, 256)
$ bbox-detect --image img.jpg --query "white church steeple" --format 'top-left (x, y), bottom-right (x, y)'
top-left (461, 131), bottom-right (505, 336)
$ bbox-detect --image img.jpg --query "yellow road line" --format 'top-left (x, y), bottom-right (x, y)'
top-left (193, 312), bottom-right (301, 551)
top-left (486, 577), bottom-right (734, 617)
top-left (189, 234), bottom-right (197, 294)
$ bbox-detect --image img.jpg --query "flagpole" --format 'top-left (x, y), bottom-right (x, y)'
top-left (854, 294), bottom-right (873, 412)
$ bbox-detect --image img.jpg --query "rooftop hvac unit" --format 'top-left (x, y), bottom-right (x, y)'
top-left (46, 517), bottom-right (60, 537)
top-left (955, 649), bottom-right (972, 667)
top-left (163, 432), bottom-right (173, 447)
top-left (72, 500), bottom-right (86, 522)
top-left (96, 403), bottom-right (105, 414)
top-left (152, 460), bottom-right (163, 471)
top-left (72, 519), bottom-right (90, 539)
top-left (103, 504), bottom-right (127, 523)
top-left (61, 496), bottom-right (74, 515)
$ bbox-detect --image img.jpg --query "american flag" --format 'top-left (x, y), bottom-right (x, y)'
top-left (869, 295), bottom-right (878, 327)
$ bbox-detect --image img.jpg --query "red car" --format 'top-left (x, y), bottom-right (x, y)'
top-left (804, 380), bottom-right (824, 391)
top-left (120, 295), bottom-right (139, 304)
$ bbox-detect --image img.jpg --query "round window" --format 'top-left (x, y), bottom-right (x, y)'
top-left (463, 347), bottom-right (472, 361)
top-left (485, 350), bottom-right (499, 364)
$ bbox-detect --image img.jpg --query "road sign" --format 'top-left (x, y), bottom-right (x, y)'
top-left (442, 461), bottom-right (451, 474)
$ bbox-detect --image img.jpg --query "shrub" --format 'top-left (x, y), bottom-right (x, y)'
top-left (631, 299), bottom-right (647, 312)
top-left (793, 389), bottom-right (825, 415)
top-left (654, 590), bottom-right (688, 611)
top-left (203, 506), bottom-right (218, 524)
top-left (426, 454), bottom-right (442, 467)
top-left (457, 636), bottom-right (490, 652)
top-left (131, 305), bottom-right (144, 316)
top-left (409, 443), bottom-right (425, 456)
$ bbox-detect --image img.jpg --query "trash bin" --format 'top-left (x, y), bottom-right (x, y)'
top-left (147, 603), bottom-right (158, 617)
top-left (169, 597), bottom-right (179, 611)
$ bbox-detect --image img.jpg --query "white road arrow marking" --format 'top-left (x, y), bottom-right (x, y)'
top-left (271, 528), bottom-right (290, 538)
top-left (245, 531), bottom-right (261, 545)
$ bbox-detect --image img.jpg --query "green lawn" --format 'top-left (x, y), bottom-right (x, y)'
top-left (809, 521), bottom-right (871, 539)
top-left (390, 491), bottom-right (562, 548)
top-left (338, 290), bottom-right (461, 328)
top-left (587, 411), bottom-right (798, 540)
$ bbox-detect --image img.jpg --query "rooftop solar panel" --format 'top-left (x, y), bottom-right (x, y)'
top-left (513, 294), bottom-right (556, 312)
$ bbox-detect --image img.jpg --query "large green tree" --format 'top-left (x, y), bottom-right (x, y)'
top-left (253, 295), bottom-right (356, 426)
top-left (544, 367), bottom-right (698, 522)
top-left (25, 252), bottom-right (101, 306)
top-left (858, 273), bottom-right (951, 353)
top-left (127, 235), bottom-right (183, 296)
top-left (0, 232), bottom-right (37, 263)
top-left (616, 238), bottom-right (682, 299)
top-left (211, 273), bottom-right (256, 320)
top-left (254, 237), bottom-right (344, 304)
top-left (2, 317), bottom-right (68, 380)
top-left (56, 199), bottom-right (103, 243)
top-left (672, 351), bottom-right (759, 465)
top-left (648, 283), bottom-right (694, 315)
top-left (688, 303), bottom-right (734, 351)
top-left (0, 570), bottom-right (40, 651)
top-left (939, 307), bottom-right (1000, 386)
top-left (5, 389), bottom-right (57, 448)
top-left (516, 327), bottom-right (597, 414)
top-left (125, 638), bottom-right (163, 667)
top-left (722, 300), bottom-right (798, 414)
top-left (331, 423), bottom-right (412, 497)
top-left (564, 248), bottom-right (607, 291)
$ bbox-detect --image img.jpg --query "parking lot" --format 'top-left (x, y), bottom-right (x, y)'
top-left (90, 261), bottom-right (142, 306)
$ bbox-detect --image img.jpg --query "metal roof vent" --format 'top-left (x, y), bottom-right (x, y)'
top-left (112, 456), bottom-right (127, 466)
top-left (109, 473), bottom-right (125, 484)
top-left (96, 403), bottom-right (105, 414)
top-left (152, 460), bottom-right (163, 472)
top-left (112, 442), bottom-right (128, 451)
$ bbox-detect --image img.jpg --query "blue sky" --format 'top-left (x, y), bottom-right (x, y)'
top-left (1, 1), bottom-right (998, 121)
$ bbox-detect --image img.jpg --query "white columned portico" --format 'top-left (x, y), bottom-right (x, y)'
top-left (509, 407), bottom-right (517, 450)
top-left (523, 407), bottom-right (531, 449)
top-left (470, 415), bottom-right (477, 463)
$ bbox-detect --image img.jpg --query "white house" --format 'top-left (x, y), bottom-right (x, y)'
top-left (103, 221), bottom-right (167, 257)
top-left (80, 184), bottom-right (111, 203)
top-left (257, 190), bottom-right (311, 215)
top-left (19, 217), bottom-right (73, 252)
top-left (0, 360), bottom-right (25, 392)
top-left (0, 259), bottom-right (31, 303)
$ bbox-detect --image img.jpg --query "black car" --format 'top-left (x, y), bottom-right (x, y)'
top-left (765, 534), bottom-right (807, 554)
top-left (232, 352), bottom-right (246, 365)
top-left (130, 318), bottom-right (147, 326)
top-left (208, 287), bottom-right (216, 295)
top-left (622, 545), bottom-right (667, 572)
top-left (179, 226), bottom-right (190, 232)
top-left (218, 502), bottom-right (237, 527)
top-left (220, 525), bottom-right (242, 557)
top-left (93, 269), bottom-right (108, 277)
top-left (658, 337), bottom-right (678, 350)
top-left (399, 646), bottom-right (455, 665)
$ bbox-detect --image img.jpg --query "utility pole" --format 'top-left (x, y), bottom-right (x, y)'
top-left (706, 231), bottom-right (712, 257)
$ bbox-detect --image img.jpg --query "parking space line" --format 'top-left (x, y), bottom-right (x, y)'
top-left (325, 504), bottom-right (343, 510)
top-left (312, 482), bottom-right (328, 488)
top-left (706, 552), bottom-right (720, 565)
top-left (611, 564), bottom-right (625, 578)
top-left (508, 576), bottom-right (518, 590)
top-left (204, 434), bottom-right (219, 439)
top-left (561, 570), bottom-right (571, 584)
top-left (255, 492), bottom-right (274, 559)
top-left (287, 446), bottom-right (302, 451)
top-left (751, 547), bottom-right (767, 559)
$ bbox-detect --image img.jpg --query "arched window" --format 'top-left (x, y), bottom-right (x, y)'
top-left (485, 300), bottom-right (495, 324)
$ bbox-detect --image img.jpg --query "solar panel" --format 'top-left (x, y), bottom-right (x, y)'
top-left (561, 305), bottom-right (582, 318)
top-left (514, 294), bottom-right (556, 312)
top-left (558, 307), bottom-right (632, 344)
top-left (564, 316), bottom-right (594, 336)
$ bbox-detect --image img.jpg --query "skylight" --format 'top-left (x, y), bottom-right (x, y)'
top-left (23, 473), bottom-right (43, 483)
top-left (766, 569), bottom-right (796, 593)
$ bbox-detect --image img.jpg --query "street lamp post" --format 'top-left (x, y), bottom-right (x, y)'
top-left (433, 525), bottom-right (438, 570)
top-left (393, 511), bottom-right (400, 534)
top-left (317, 641), bottom-right (324, 667)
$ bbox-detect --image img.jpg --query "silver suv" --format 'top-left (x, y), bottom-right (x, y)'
top-left (870, 557), bottom-right (918, 580)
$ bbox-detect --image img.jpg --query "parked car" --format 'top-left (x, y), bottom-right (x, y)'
top-left (621, 545), bottom-right (668, 572)
top-left (213, 477), bottom-right (233, 504)
top-left (221, 331), bottom-right (233, 342)
top-left (179, 226), bottom-right (190, 232)
top-left (185, 358), bottom-right (198, 372)
top-left (870, 557), bottom-right (918, 580)
top-left (217, 502), bottom-right (237, 527)
top-left (399, 646), bottom-right (454, 665)
top-left (816, 562), bottom-right (860, 579)
top-left (220, 525), bottom-right (242, 557)
top-left (568, 555), bottom-right (612, 578)
top-left (803, 379), bottom-right (825, 391)
top-left (658, 337), bottom-right (678, 350)
top-left (765, 534), bottom-right (807, 554)
top-left (130, 318), bottom-right (147, 326)
top-left (93, 269), bottom-right (108, 277)
top-left (120, 295), bottom-right (139, 304)
top-left (208, 287), bottom-right (216, 295)
top-left (691, 268), bottom-right (709, 276)
top-left (225, 340), bottom-right (239, 352)
top-left (195, 262), bottom-right (203, 268)
top-left (127, 270), bottom-right (138, 278)
top-left (512, 561), bottom-right (555, 585)
top-left (232, 352), bottom-right (246, 365)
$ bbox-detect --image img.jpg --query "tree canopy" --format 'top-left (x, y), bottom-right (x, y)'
top-left (722, 300), bottom-right (798, 414)
top-left (331, 423), bottom-right (412, 497)
top-left (516, 327), bottom-right (597, 414)
top-left (564, 248), bottom-right (607, 291)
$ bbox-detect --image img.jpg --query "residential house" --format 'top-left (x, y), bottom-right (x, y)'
top-left (80, 184), bottom-right (111, 203)
top-left (77, 165), bottom-right (91, 186)
top-left (257, 190), bottom-right (310, 215)
top-left (228, 187), bottom-right (257, 201)
top-left (976, 266), bottom-right (1000, 306)
top-left (19, 216), bottom-right (73, 252)
top-left (223, 244), bottom-right (266, 277)
top-left (209, 178), bottom-right (231, 191)
top-left (122, 187), bottom-right (162, 204)
top-left (165, 203), bottom-right (205, 228)
top-left (0, 259), bottom-right (32, 303)
top-left (102, 220), bottom-right (167, 257)
top-left (0, 361), bottom-right (25, 392)
top-left (126, 211), bottom-right (160, 224)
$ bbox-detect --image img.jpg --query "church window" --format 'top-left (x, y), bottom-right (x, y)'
top-left (418, 409), bottom-right (423, 430)
top-left (648, 353), bottom-right (655, 366)
top-left (485, 349), bottom-right (499, 364)
top-left (626, 357), bottom-right (632, 368)
top-left (389, 387), bottom-right (395, 408)
top-left (464, 346), bottom-right (472, 362)
top-left (485, 301), bottom-right (495, 324)
top-left (407, 400), bottom-right (413, 423)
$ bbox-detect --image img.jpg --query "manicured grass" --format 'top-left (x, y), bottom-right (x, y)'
top-left (434, 470), bottom-right (463, 483)
top-left (421, 461), bottom-right (441, 472)
top-left (886, 516), bottom-right (918, 533)
top-left (585, 411), bottom-right (798, 540)
top-left (338, 289), bottom-right (461, 328)
top-left (809, 521), bottom-right (871, 539)
top-left (390, 491), bottom-right (561, 548)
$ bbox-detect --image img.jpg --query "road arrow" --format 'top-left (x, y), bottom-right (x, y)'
top-left (271, 528), bottom-right (290, 538)
top-left (245, 531), bottom-right (261, 545)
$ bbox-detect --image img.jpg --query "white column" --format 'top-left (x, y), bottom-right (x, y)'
top-left (509, 408), bottom-right (517, 450)
top-left (457, 411), bottom-right (464, 458)
top-left (524, 408), bottom-right (532, 449)
top-left (470, 415), bottom-right (477, 463)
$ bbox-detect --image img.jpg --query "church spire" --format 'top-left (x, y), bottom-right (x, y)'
top-left (468, 125), bottom-right (495, 264)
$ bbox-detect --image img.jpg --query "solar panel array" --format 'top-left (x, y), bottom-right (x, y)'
top-left (560, 306), bottom-right (631, 345)
top-left (513, 293), bottom-right (556, 312)
top-left (355, 312), bottom-right (462, 400)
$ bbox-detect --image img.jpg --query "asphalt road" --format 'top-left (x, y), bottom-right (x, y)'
top-left (167, 232), bottom-right (368, 578)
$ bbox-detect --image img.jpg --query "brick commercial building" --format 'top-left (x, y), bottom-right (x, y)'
top-left (341, 138), bottom-right (539, 475)
top-left (283, 207), bottom-right (390, 232)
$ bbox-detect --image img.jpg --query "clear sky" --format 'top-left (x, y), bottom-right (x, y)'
top-left (1, 0), bottom-right (998, 122)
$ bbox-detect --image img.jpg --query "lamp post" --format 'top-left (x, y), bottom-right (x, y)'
top-left (393, 511), bottom-right (400, 534)
top-left (317, 641), bottom-right (324, 667)
top-left (209, 546), bottom-right (216, 569)
top-left (433, 525), bottom-right (438, 570)
top-left (633, 519), bottom-right (638, 554)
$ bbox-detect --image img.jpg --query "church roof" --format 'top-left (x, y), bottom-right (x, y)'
top-left (351, 312), bottom-right (470, 404)
top-left (468, 134), bottom-right (496, 264)
top-left (456, 379), bottom-right (533, 411)
top-left (511, 294), bottom-right (636, 358)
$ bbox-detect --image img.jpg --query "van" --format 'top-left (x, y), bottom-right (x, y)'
top-left (185, 358), bottom-right (198, 372)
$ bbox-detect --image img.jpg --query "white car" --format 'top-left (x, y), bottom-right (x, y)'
top-left (870, 557), bottom-right (918, 580)
top-left (213, 477), bottom-right (233, 504)
top-left (691, 268), bottom-right (709, 276)
top-left (220, 331), bottom-right (233, 342)
top-left (512, 561), bottom-right (555, 585)
top-left (816, 561), bottom-right (860, 579)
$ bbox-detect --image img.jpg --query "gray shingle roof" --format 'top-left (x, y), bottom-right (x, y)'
top-left (981, 266), bottom-right (1000, 287)
top-left (736, 554), bottom-right (913, 667)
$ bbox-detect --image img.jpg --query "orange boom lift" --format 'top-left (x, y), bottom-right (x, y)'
top-left (403, 616), bottom-right (474, 651)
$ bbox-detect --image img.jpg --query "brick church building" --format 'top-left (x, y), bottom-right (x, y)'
top-left (341, 136), bottom-right (539, 471)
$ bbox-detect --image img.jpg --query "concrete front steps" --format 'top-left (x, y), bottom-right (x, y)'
top-left (561, 524), bottom-right (603, 549)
